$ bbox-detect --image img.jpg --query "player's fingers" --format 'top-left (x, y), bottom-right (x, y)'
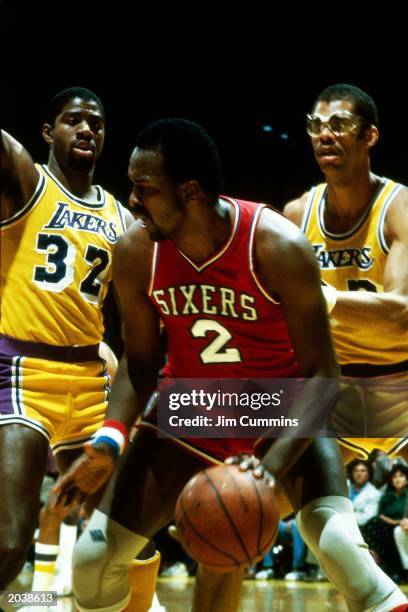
top-left (51, 485), bottom-right (73, 508)
top-left (51, 476), bottom-right (75, 503)
top-left (264, 473), bottom-right (275, 487)
top-left (67, 488), bottom-right (86, 508)
top-left (253, 465), bottom-right (265, 478)
top-left (47, 487), bottom-right (62, 510)
top-left (254, 464), bottom-right (275, 486)
top-left (225, 456), bottom-right (240, 465)
top-left (238, 459), bottom-right (252, 471)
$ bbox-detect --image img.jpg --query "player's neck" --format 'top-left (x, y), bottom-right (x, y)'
top-left (173, 197), bottom-right (233, 264)
top-left (47, 155), bottom-right (96, 201)
top-left (324, 170), bottom-right (380, 233)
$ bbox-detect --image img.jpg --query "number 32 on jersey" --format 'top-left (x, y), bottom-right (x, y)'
top-left (33, 232), bottom-right (110, 304)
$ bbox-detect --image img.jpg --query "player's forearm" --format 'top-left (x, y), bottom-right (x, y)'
top-left (105, 357), bottom-right (156, 430)
top-left (332, 291), bottom-right (408, 333)
top-left (260, 437), bottom-right (313, 481)
top-left (260, 377), bottom-right (339, 480)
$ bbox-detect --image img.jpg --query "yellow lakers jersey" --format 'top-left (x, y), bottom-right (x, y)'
top-left (0, 164), bottom-right (127, 346)
top-left (302, 178), bottom-right (407, 366)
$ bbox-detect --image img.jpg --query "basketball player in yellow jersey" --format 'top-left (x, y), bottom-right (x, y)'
top-left (0, 87), bottom-right (135, 589)
top-left (284, 83), bottom-right (408, 463)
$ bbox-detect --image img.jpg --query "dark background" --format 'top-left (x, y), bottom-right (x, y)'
top-left (2, 1), bottom-right (407, 209)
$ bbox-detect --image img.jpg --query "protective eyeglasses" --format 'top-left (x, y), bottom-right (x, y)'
top-left (306, 111), bottom-right (366, 137)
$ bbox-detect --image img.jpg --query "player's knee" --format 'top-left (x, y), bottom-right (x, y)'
top-left (73, 510), bottom-right (149, 611)
top-left (73, 528), bottom-right (111, 607)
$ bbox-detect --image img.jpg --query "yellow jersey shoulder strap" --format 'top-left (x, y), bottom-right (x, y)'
top-left (376, 178), bottom-right (404, 254)
top-left (300, 183), bottom-right (326, 233)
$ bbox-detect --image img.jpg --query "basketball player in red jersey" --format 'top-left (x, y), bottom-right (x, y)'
top-left (57, 119), bottom-right (407, 612)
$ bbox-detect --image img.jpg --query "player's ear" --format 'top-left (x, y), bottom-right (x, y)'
top-left (180, 180), bottom-right (200, 203)
top-left (363, 125), bottom-right (379, 150)
top-left (42, 123), bottom-right (53, 145)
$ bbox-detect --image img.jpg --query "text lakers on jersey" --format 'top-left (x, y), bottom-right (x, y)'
top-left (303, 178), bottom-right (406, 365)
top-left (0, 164), bottom-right (127, 346)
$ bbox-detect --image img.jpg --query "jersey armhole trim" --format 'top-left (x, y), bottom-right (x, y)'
top-left (0, 171), bottom-right (46, 228)
top-left (249, 205), bottom-right (280, 304)
top-left (300, 187), bottom-right (316, 233)
top-left (378, 184), bottom-right (403, 255)
top-left (115, 200), bottom-right (127, 233)
top-left (147, 242), bottom-right (159, 296)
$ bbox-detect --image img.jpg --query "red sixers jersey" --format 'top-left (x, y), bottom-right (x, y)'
top-left (148, 197), bottom-right (300, 379)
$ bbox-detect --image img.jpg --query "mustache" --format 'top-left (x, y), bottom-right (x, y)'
top-left (130, 204), bottom-right (150, 219)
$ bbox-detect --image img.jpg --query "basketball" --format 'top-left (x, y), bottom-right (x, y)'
top-left (174, 464), bottom-right (280, 572)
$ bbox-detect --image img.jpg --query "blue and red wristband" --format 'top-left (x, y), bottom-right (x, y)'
top-left (92, 419), bottom-right (128, 457)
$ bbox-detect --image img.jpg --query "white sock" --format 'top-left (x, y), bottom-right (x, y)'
top-left (296, 496), bottom-right (407, 612)
top-left (54, 523), bottom-right (77, 577)
top-left (32, 543), bottom-right (59, 591)
top-left (49, 523), bottom-right (77, 595)
top-left (365, 588), bottom-right (408, 612)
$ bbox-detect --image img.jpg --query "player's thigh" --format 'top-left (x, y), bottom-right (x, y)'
top-left (0, 424), bottom-right (49, 533)
top-left (102, 429), bottom-right (207, 539)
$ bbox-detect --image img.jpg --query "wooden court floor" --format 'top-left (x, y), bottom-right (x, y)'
top-left (157, 576), bottom-right (350, 611)
top-left (4, 573), bottom-right (408, 611)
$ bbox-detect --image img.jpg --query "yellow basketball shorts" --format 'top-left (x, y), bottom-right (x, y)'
top-left (0, 337), bottom-right (110, 454)
top-left (330, 371), bottom-right (408, 459)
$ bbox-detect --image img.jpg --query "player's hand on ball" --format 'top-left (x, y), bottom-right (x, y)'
top-left (225, 454), bottom-right (275, 487)
top-left (51, 442), bottom-right (116, 506)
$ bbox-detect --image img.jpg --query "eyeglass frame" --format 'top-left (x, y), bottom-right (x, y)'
top-left (306, 110), bottom-right (369, 137)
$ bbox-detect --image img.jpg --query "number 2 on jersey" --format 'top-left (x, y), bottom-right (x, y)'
top-left (190, 319), bottom-right (242, 364)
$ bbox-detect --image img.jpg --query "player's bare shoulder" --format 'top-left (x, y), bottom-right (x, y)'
top-left (383, 183), bottom-right (408, 246)
top-left (254, 206), bottom-right (320, 296)
top-left (283, 191), bottom-right (310, 227)
top-left (113, 219), bottom-right (155, 291)
top-left (256, 206), bottom-right (313, 257)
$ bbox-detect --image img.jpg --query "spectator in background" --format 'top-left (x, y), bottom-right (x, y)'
top-left (347, 459), bottom-right (381, 528)
top-left (364, 464), bottom-right (408, 583)
top-left (368, 449), bottom-right (393, 488)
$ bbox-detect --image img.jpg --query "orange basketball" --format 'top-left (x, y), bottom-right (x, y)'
top-left (174, 464), bottom-right (280, 572)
